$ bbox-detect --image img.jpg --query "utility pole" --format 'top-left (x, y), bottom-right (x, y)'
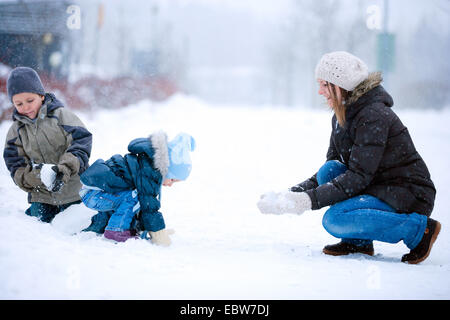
top-left (91, 3), bottom-right (104, 73)
top-left (377, 0), bottom-right (395, 88)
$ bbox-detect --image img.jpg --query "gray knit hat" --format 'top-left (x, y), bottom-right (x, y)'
top-left (7, 67), bottom-right (46, 101)
top-left (315, 51), bottom-right (369, 91)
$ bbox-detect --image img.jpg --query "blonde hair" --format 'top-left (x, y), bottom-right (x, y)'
top-left (327, 82), bottom-right (349, 127)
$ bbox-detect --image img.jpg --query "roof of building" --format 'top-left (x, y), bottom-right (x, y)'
top-left (0, 0), bottom-right (72, 36)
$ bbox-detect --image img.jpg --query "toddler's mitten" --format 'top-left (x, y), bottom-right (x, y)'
top-left (149, 228), bottom-right (174, 246)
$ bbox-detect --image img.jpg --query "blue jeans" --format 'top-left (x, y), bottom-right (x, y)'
top-left (80, 189), bottom-right (140, 232)
top-left (319, 160), bottom-right (427, 249)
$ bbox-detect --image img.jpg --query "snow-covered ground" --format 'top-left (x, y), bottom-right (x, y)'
top-left (1, 94), bottom-right (449, 299)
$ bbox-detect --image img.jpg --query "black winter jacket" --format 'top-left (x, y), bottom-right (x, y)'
top-left (291, 73), bottom-right (436, 216)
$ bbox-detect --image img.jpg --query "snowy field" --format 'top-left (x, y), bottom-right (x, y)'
top-left (1, 94), bottom-right (450, 300)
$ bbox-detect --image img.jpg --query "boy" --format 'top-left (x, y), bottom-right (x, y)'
top-left (3, 67), bottom-right (92, 222)
top-left (80, 131), bottom-right (195, 246)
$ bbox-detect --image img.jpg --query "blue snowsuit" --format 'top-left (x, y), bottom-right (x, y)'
top-left (80, 132), bottom-right (169, 233)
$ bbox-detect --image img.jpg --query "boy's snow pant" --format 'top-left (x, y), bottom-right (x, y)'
top-left (319, 160), bottom-right (427, 250)
top-left (80, 189), bottom-right (140, 233)
top-left (25, 200), bottom-right (81, 223)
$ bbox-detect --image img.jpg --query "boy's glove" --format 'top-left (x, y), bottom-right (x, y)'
top-left (17, 164), bottom-right (44, 190)
top-left (149, 228), bottom-right (175, 247)
top-left (51, 165), bottom-right (65, 192)
top-left (257, 191), bottom-right (312, 215)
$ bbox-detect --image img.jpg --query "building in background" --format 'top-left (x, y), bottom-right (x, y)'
top-left (0, 0), bottom-right (178, 121)
top-left (0, 0), bottom-right (75, 79)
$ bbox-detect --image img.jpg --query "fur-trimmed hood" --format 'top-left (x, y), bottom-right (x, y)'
top-left (149, 131), bottom-right (170, 178)
top-left (127, 131), bottom-right (169, 178)
top-left (346, 72), bottom-right (384, 105)
top-left (344, 72), bottom-right (393, 121)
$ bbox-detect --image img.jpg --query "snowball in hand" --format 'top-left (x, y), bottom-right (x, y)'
top-left (257, 191), bottom-right (298, 214)
top-left (257, 192), bottom-right (279, 214)
top-left (40, 164), bottom-right (57, 190)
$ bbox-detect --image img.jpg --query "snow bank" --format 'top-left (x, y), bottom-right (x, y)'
top-left (1, 94), bottom-right (450, 299)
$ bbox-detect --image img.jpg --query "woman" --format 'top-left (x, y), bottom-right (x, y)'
top-left (257, 51), bottom-right (440, 264)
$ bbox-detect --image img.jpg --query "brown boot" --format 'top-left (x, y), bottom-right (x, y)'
top-left (323, 241), bottom-right (374, 256)
top-left (401, 218), bottom-right (441, 264)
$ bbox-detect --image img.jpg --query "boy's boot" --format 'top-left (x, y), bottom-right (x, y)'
top-left (401, 218), bottom-right (441, 264)
top-left (323, 241), bottom-right (374, 256)
top-left (25, 202), bottom-right (59, 223)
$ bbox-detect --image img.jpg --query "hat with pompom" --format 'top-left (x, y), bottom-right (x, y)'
top-left (166, 133), bottom-right (196, 180)
top-left (315, 51), bottom-right (369, 91)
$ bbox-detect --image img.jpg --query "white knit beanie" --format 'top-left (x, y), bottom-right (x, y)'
top-left (315, 51), bottom-right (369, 91)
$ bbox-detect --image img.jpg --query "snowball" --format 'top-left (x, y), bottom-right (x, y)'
top-left (40, 164), bottom-right (56, 190)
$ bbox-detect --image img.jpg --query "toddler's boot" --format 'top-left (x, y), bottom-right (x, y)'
top-left (104, 230), bottom-right (138, 242)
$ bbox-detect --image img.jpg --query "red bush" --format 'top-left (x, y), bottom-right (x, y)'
top-left (0, 68), bottom-right (178, 122)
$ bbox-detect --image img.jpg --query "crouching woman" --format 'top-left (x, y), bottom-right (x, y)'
top-left (257, 51), bottom-right (439, 264)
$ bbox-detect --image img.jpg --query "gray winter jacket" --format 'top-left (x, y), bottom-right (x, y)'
top-left (3, 93), bottom-right (92, 205)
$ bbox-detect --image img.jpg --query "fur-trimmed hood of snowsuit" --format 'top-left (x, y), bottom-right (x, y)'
top-left (80, 131), bottom-right (170, 232)
top-left (292, 73), bottom-right (436, 216)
